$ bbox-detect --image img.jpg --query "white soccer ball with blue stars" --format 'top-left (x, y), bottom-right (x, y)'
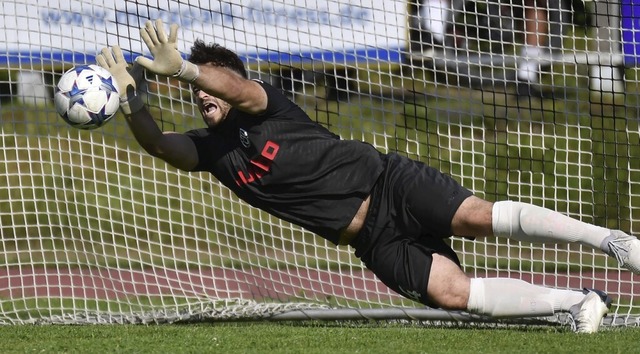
top-left (54, 64), bottom-right (120, 130)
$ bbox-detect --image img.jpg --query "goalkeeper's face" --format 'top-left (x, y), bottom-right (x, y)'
top-left (193, 87), bottom-right (232, 128)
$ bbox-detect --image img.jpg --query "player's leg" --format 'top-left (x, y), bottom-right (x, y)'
top-left (429, 252), bottom-right (583, 314)
top-left (358, 154), bottom-right (611, 332)
top-left (451, 196), bottom-right (640, 275)
top-left (492, 200), bottom-right (640, 274)
top-left (428, 253), bottom-right (611, 333)
top-left (518, 0), bottom-right (551, 83)
top-left (362, 230), bottom-right (595, 322)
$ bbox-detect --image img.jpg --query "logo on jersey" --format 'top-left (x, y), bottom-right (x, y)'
top-left (239, 128), bottom-right (251, 148)
top-left (235, 140), bottom-right (280, 186)
top-left (398, 286), bottom-right (422, 303)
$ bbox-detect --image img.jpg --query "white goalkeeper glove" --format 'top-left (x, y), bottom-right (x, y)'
top-left (96, 45), bottom-right (145, 115)
top-left (135, 19), bottom-right (199, 83)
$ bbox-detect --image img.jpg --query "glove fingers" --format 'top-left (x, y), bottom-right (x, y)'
top-left (112, 45), bottom-right (125, 64)
top-left (144, 21), bottom-right (160, 45)
top-left (141, 20), bottom-right (160, 49)
top-left (97, 47), bottom-right (115, 68)
top-left (140, 25), bottom-right (155, 52)
top-left (150, 19), bottom-right (164, 43)
top-left (168, 23), bottom-right (179, 45)
top-left (96, 51), bottom-right (108, 69)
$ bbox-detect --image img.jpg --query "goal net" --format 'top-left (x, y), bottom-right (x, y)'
top-left (1, 0), bottom-right (639, 327)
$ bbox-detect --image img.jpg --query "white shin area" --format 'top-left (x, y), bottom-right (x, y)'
top-left (492, 200), bottom-right (611, 250)
top-left (466, 278), bottom-right (585, 318)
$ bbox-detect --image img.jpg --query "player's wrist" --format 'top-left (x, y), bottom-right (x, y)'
top-left (120, 95), bottom-right (144, 115)
top-left (173, 60), bottom-right (199, 83)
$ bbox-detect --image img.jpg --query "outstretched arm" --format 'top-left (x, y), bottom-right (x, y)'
top-left (123, 106), bottom-right (199, 171)
top-left (135, 19), bottom-right (267, 115)
top-left (96, 46), bottom-right (199, 171)
top-left (192, 65), bottom-right (267, 115)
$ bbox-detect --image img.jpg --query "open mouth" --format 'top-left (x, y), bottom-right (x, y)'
top-left (202, 101), bottom-right (218, 115)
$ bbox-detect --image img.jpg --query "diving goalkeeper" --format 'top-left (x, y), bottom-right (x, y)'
top-left (97, 19), bottom-right (640, 333)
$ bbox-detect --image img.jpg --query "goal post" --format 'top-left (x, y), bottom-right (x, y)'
top-left (1, 0), bottom-right (639, 327)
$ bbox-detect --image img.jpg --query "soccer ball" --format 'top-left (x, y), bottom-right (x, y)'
top-left (54, 64), bottom-right (120, 130)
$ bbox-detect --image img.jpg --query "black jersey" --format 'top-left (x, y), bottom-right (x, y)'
top-left (185, 80), bottom-right (384, 244)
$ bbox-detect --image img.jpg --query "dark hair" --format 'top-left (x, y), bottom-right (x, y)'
top-left (188, 40), bottom-right (248, 79)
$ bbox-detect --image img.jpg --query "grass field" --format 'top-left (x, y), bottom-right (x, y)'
top-left (1, 321), bottom-right (640, 353)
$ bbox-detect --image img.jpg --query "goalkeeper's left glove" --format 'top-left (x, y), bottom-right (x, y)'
top-left (96, 45), bottom-right (145, 115)
top-left (135, 19), bottom-right (199, 83)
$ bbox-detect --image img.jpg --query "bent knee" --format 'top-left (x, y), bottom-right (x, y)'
top-left (451, 196), bottom-right (493, 238)
top-left (427, 254), bottom-right (471, 310)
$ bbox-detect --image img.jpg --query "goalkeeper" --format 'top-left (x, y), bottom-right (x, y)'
top-left (97, 19), bottom-right (640, 334)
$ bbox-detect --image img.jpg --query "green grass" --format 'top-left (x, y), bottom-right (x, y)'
top-left (0, 322), bottom-right (638, 353)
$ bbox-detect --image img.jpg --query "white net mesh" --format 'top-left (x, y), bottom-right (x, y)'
top-left (1, 0), bottom-right (639, 326)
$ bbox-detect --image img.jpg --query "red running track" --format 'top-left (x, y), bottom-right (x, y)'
top-left (1, 267), bottom-right (638, 303)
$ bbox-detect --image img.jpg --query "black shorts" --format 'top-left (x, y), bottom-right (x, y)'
top-left (350, 152), bottom-right (473, 306)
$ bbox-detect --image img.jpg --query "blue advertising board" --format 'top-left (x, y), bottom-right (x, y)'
top-left (623, 0), bottom-right (640, 66)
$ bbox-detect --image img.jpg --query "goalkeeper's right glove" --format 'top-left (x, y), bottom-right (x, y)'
top-left (135, 19), bottom-right (199, 83)
top-left (96, 45), bottom-right (145, 115)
